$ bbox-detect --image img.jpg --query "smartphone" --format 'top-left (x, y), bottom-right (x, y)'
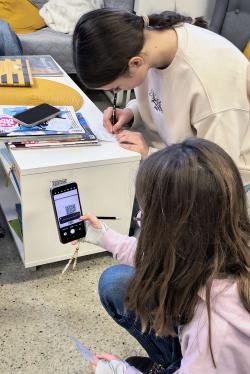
top-left (13, 103), bottom-right (61, 127)
top-left (50, 182), bottom-right (86, 244)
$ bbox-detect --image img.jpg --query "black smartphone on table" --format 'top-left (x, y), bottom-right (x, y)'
top-left (50, 182), bottom-right (86, 244)
top-left (13, 103), bottom-right (60, 127)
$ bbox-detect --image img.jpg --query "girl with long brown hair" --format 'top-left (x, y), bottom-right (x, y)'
top-left (80, 138), bottom-right (250, 374)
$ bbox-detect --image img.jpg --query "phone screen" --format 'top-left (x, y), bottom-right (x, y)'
top-left (13, 103), bottom-right (60, 127)
top-left (51, 182), bottom-right (86, 244)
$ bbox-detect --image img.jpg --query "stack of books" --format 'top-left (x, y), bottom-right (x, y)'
top-left (0, 55), bottom-right (99, 149)
top-left (0, 105), bottom-right (99, 149)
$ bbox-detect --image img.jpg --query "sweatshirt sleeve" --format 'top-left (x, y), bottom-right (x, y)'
top-left (99, 229), bottom-right (137, 266)
top-left (95, 359), bottom-right (142, 374)
top-left (83, 224), bottom-right (137, 266)
top-left (126, 99), bottom-right (142, 127)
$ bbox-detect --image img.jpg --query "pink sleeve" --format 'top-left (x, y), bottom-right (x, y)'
top-left (174, 296), bottom-right (225, 373)
top-left (174, 313), bottom-right (217, 374)
top-left (98, 229), bottom-right (137, 266)
top-left (125, 366), bottom-right (142, 374)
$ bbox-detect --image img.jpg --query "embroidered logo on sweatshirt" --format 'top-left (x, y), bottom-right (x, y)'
top-left (149, 89), bottom-right (163, 112)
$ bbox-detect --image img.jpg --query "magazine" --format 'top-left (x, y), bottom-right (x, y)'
top-left (0, 55), bottom-right (64, 77)
top-left (0, 106), bottom-right (91, 142)
top-left (0, 57), bottom-right (33, 87)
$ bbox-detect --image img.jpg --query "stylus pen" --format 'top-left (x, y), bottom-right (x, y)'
top-left (111, 92), bottom-right (117, 134)
top-left (97, 216), bottom-right (120, 220)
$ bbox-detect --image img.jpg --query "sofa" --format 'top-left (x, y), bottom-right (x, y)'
top-left (18, 0), bottom-right (135, 74)
top-left (209, 0), bottom-right (250, 52)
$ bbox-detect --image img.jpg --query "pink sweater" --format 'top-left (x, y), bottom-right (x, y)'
top-left (95, 228), bottom-right (250, 374)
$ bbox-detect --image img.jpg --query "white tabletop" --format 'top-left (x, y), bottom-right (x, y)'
top-left (12, 141), bottom-right (141, 175)
top-left (6, 69), bottom-right (140, 175)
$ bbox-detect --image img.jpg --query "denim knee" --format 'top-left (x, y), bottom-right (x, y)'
top-left (98, 264), bottom-right (134, 319)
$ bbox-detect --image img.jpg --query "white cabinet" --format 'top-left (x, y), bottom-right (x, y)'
top-left (0, 142), bottom-right (140, 268)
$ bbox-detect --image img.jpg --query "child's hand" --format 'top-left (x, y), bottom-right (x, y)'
top-left (81, 213), bottom-right (102, 229)
top-left (116, 130), bottom-right (149, 159)
top-left (103, 107), bottom-right (134, 134)
top-left (71, 213), bottom-right (102, 245)
top-left (91, 352), bottom-right (121, 371)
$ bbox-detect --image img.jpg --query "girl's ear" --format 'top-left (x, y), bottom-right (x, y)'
top-left (128, 56), bottom-right (145, 72)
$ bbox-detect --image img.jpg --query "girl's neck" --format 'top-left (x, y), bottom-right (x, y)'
top-left (142, 28), bottom-right (178, 69)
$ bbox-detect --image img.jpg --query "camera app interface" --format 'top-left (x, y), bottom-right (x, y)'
top-left (53, 188), bottom-right (81, 228)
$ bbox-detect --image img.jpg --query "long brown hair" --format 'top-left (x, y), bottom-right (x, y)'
top-left (73, 9), bottom-right (207, 88)
top-left (126, 138), bottom-right (250, 365)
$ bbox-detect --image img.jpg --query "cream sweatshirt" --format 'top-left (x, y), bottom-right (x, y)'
top-left (127, 23), bottom-right (250, 185)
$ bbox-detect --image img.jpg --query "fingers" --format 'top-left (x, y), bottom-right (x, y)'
top-left (119, 142), bottom-right (140, 152)
top-left (71, 213), bottom-right (102, 246)
top-left (103, 108), bottom-right (134, 134)
top-left (103, 107), bottom-right (113, 133)
top-left (116, 131), bottom-right (149, 158)
top-left (80, 213), bottom-right (102, 229)
top-left (116, 130), bottom-right (136, 143)
top-left (112, 121), bottom-right (125, 134)
top-left (96, 352), bottom-right (121, 361)
top-left (91, 363), bottom-right (97, 371)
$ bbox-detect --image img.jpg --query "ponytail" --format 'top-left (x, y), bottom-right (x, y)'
top-left (192, 16), bottom-right (208, 29)
top-left (146, 11), bottom-right (207, 30)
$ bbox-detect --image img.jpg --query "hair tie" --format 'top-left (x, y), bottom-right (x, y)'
top-left (142, 15), bottom-right (150, 28)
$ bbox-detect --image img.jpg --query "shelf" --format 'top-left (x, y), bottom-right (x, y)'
top-left (0, 159), bottom-right (24, 262)
top-left (0, 145), bottom-right (21, 199)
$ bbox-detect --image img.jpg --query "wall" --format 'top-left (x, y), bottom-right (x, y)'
top-left (134, 0), bottom-right (216, 23)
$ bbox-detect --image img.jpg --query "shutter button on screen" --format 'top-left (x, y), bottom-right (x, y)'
top-left (70, 228), bottom-right (75, 234)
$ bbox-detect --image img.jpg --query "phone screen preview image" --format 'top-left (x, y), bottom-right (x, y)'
top-left (51, 183), bottom-right (86, 244)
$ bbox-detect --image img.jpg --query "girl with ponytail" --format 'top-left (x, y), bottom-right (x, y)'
top-left (73, 8), bottom-right (250, 188)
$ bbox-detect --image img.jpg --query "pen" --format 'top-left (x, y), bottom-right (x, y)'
top-left (97, 216), bottom-right (120, 220)
top-left (111, 92), bottom-right (117, 134)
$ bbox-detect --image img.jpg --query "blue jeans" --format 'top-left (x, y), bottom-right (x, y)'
top-left (0, 20), bottom-right (23, 55)
top-left (98, 264), bottom-right (182, 374)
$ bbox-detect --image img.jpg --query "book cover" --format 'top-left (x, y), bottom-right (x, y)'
top-left (0, 57), bottom-right (33, 87)
top-left (15, 203), bottom-right (23, 235)
top-left (75, 112), bottom-right (98, 141)
top-left (1, 55), bottom-right (64, 77)
top-left (9, 218), bottom-right (22, 241)
top-left (0, 106), bottom-right (86, 142)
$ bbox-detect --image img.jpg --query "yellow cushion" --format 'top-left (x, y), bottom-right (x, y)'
top-left (0, 78), bottom-right (84, 111)
top-left (243, 40), bottom-right (250, 61)
top-left (0, 0), bottom-right (46, 34)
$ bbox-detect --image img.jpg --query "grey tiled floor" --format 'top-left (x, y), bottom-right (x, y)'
top-left (0, 90), bottom-right (144, 374)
